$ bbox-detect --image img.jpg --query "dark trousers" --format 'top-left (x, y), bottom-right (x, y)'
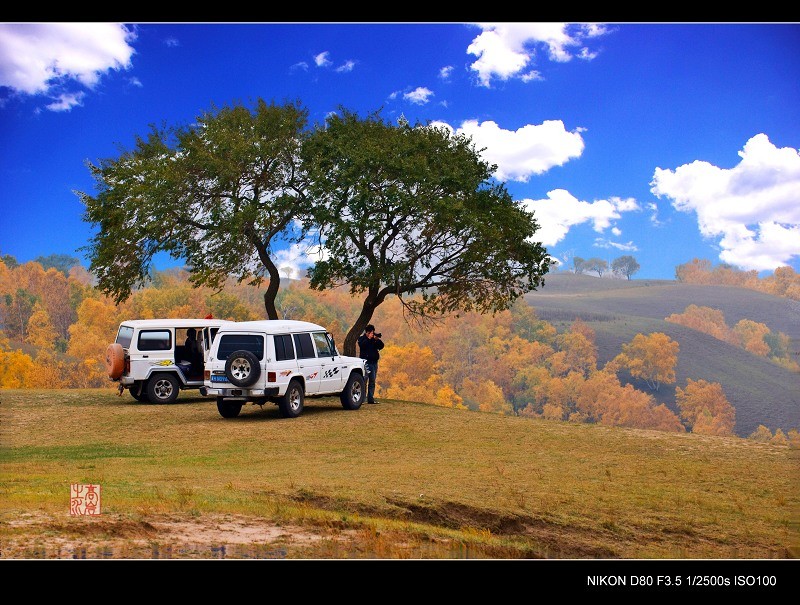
top-left (365, 360), bottom-right (378, 402)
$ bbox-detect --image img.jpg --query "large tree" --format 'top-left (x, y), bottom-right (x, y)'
top-left (302, 109), bottom-right (551, 356)
top-left (611, 255), bottom-right (640, 280)
top-left (79, 99), bottom-right (311, 319)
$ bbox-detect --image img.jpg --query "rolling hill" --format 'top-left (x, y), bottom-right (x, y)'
top-left (525, 273), bottom-right (800, 437)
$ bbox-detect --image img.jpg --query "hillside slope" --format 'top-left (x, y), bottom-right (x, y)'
top-left (526, 274), bottom-right (800, 437)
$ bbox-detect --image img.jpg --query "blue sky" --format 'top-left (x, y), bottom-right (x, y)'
top-left (1, 22), bottom-right (799, 281)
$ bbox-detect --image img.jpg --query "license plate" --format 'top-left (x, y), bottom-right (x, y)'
top-left (211, 375), bottom-right (229, 383)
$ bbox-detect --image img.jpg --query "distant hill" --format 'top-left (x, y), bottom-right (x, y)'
top-left (525, 273), bottom-right (800, 437)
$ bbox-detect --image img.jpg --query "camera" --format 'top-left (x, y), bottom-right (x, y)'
top-left (374, 332), bottom-right (382, 338)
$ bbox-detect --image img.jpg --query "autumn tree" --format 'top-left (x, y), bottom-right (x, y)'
top-left (79, 99), bottom-right (312, 319)
top-left (584, 257), bottom-right (608, 277)
top-left (732, 319), bottom-right (770, 357)
top-left (301, 109), bottom-right (551, 356)
top-left (611, 255), bottom-right (640, 280)
top-left (665, 304), bottom-right (736, 344)
top-left (611, 332), bottom-right (679, 391)
top-left (675, 378), bottom-right (735, 436)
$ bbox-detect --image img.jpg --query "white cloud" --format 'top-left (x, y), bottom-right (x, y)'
top-left (430, 119), bottom-right (584, 182)
top-left (45, 92), bottom-right (85, 112)
top-left (0, 23), bottom-right (136, 95)
top-left (164, 37), bottom-right (179, 47)
top-left (129, 76), bottom-right (142, 87)
top-left (404, 87), bottom-right (434, 105)
top-left (647, 202), bottom-right (665, 226)
top-left (439, 65), bottom-right (453, 80)
top-left (594, 237), bottom-right (638, 251)
top-left (314, 51), bottom-right (331, 67)
top-left (651, 133), bottom-right (800, 271)
top-left (290, 61), bottom-right (309, 72)
top-left (466, 22), bottom-right (609, 87)
top-left (611, 227), bottom-right (622, 236)
top-left (521, 189), bottom-right (641, 247)
top-left (335, 60), bottom-right (356, 73)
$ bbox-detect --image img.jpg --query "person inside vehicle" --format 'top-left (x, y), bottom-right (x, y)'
top-left (185, 328), bottom-right (204, 375)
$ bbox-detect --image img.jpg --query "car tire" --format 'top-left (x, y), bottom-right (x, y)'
top-left (278, 379), bottom-right (304, 418)
top-left (340, 372), bottom-right (365, 410)
top-left (217, 397), bottom-right (243, 419)
top-left (225, 350), bottom-right (261, 387)
top-left (106, 343), bottom-right (125, 379)
top-left (130, 383), bottom-right (149, 402)
top-left (146, 373), bottom-right (180, 404)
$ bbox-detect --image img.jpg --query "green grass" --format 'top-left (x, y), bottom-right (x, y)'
top-left (527, 274), bottom-right (800, 437)
top-left (1, 388), bottom-right (798, 559)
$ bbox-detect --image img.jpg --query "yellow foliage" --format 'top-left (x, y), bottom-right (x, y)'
top-left (0, 349), bottom-right (36, 388)
top-left (26, 304), bottom-right (57, 351)
top-left (748, 425), bottom-right (773, 442)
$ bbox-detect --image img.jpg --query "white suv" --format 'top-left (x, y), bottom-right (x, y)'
top-left (204, 320), bottom-right (367, 419)
top-left (106, 318), bottom-right (233, 403)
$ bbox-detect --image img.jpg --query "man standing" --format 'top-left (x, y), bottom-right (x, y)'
top-left (357, 324), bottom-right (384, 404)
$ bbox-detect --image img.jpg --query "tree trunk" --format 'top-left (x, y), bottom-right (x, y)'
top-left (262, 258), bottom-right (281, 320)
top-left (343, 299), bottom-right (377, 357)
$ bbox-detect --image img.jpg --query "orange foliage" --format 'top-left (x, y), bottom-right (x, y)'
top-left (732, 319), bottom-right (770, 356)
top-left (665, 304), bottom-right (736, 344)
top-left (614, 332), bottom-right (679, 391)
top-left (676, 259), bottom-right (799, 301)
top-left (675, 379), bottom-right (735, 436)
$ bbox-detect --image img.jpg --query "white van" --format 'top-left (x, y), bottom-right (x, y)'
top-left (106, 318), bottom-right (233, 404)
top-left (204, 320), bottom-right (367, 419)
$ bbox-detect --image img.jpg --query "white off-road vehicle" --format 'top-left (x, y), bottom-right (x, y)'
top-left (106, 318), bottom-right (233, 404)
top-left (204, 320), bottom-right (367, 419)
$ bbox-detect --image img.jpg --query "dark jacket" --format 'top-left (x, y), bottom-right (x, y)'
top-left (357, 334), bottom-right (384, 362)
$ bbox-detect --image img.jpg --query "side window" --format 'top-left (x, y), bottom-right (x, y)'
top-left (217, 334), bottom-right (264, 361)
top-left (293, 333), bottom-right (316, 359)
top-left (274, 334), bottom-right (295, 361)
top-left (312, 332), bottom-right (332, 357)
top-left (138, 330), bottom-right (172, 351)
top-left (116, 325), bottom-right (134, 348)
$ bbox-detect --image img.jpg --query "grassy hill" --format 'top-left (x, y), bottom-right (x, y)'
top-left (525, 274), bottom-right (800, 437)
top-left (0, 389), bottom-right (797, 560)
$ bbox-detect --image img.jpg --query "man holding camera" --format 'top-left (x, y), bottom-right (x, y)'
top-left (357, 324), bottom-right (384, 404)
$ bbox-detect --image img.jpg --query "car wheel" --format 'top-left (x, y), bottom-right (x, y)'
top-left (130, 383), bottom-right (149, 402)
top-left (217, 397), bottom-right (242, 419)
top-left (278, 379), bottom-right (304, 418)
top-left (106, 343), bottom-right (125, 380)
top-left (146, 373), bottom-right (180, 404)
top-left (225, 350), bottom-right (261, 387)
top-left (340, 372), bottom-right (365, 410)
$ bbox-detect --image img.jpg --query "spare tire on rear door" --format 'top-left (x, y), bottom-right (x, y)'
top-left (106, 343), bottom-right (125, 379)
top-left (224, 350), bottom-right (261, 387)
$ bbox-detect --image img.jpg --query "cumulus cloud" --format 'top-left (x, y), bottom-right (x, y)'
top-left (0, 23), bottom-right (136, 100)
top-left (404, 87), bottom-right (434, 105)
top-left (439, 65), bottom-right (453, 80)
top-left (429, 119), bottom-right (584, 182)
top-left (129, 76), bottom-right (142, 87)
top-left (335, 60), bottom-right (356, 73)
top-left (164, 37), bottom-right (179, 47)
top-left (466, 22), bottom-right (609, 87)
top-left (650, 133), bottom-right (800, 271)
top-left (45, 91), bottom-right (85, 112)
top-left (314, 51), bottom-right (332, 67)
top-left (520, 189), bottom-right (641, 247)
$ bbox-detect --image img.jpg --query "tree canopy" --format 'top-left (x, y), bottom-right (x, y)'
top-left (79, 99), bottom-right (311, 319)
top-left (611, 255), bottom-right (640, 280)
top-left (301, 109), bottom-right (551, 355)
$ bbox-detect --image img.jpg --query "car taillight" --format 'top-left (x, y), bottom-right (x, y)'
top-left (267, 372), bottom-right (276, 382)
top-left (124, 356), bottom-right (130, 375)
top-left (204, 370), bottom-right (211, 380)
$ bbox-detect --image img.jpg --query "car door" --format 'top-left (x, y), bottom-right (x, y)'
top-left (311, 331), bottom-right (344, 394)
top-left (294, 332), bottom-right (322, 394)
top-left (270, 334), bottom-right (299, 394)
